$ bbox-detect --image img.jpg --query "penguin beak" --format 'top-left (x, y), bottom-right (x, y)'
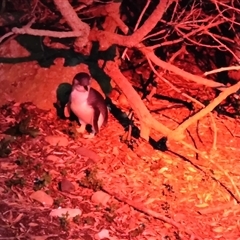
top-left (84, 86), bottom-right (88, 91)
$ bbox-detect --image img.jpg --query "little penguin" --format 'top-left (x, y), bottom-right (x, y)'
top-left (68, 72), bottom-right (108, 137)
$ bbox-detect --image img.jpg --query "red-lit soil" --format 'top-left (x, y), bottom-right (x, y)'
top-left (0, 60), bottom-right (240, 240)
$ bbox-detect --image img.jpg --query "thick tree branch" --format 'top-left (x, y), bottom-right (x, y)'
top-left (140, 46), bottom-right (225, 88)
top-left (105, 61), bottom-right (209, 155)
top-left (104, 61), bottom-right (165, 140)
top-left (89, 0), bottom-right (171, 48)
top-left (131, 0), bottom-right (172, 45)
top-left (53, 0), bottom-right (90, 47)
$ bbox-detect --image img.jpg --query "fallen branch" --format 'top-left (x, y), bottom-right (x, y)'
top-left (147, 57), bottom-right (218, 150)
top-left (171, 81), bottom-right (240, 139)
top-left (0, 31), bottom-right (14, 44)
top-left (105, 61), bottom-right (208, 155)
top-left (1, 18), bottom-right (35, 44)
top-left (208, 153), bottom-right (240, 202)
top-left (12, 27), bottom-right (84, 38)
top-left (204, 66), bottom-right (240, 76)
top-left (102, 186), bottom-right (203, 240)
top-left (104, 61), bottom-right (156, 140)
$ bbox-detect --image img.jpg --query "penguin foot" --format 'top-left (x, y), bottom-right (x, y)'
top-left (83, 132), bottom-right (95, 139)
top-left (76, 124), bottom-right (86, 133)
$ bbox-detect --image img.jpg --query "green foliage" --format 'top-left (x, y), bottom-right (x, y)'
top-left (129, 224), bottom-right (146, 237)
top-left (59, 212), bottom-right (70, 231)
top-left (5, 174), bottom-right (26, 188)
top-left (78, 216), bottom-right (95, 225)
top-left (103, 212), bottom-right (116, 223)
top-left (77, 168), bottom-right (103, 191)
top-left (15, 155), bottom-right (33, 167)
top-left (72, 214), bottom-right (81, 224)
top-left (0, 137), bottom-right (13, 157)
top-left (33, 172), bottom-right (52, 190)
top-left (54, 196), bottom-right (65, 207)
top-left (66, 122), bottom-right (80, 140)
top-left (5, 117), bottom-right (40, 138)
top-left (60, 168), bottom-right (67, 176)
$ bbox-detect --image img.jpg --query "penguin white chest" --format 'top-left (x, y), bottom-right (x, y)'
top-left (70, 90), bottom-right (94, 125)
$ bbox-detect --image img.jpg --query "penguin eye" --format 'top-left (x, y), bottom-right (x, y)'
top-left (73, 79), bottom-right (79, 85)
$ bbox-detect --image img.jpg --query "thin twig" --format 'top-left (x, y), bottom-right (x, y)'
top-left (102, 186), bottom-right (203, 240)
top-left (0, 32), bottom-right (14, 44)
top-left (204, 66), bottom-right (240, 76)
top-left (207, 31), bottom-right (240, 61)
top-left (12, 27), bottom-right (84, 38)
top-left (208, 154), bottom-right (240, 201)
top-left (147, 57), bottom-right (217, 151)
top-left (172, 81), bottom-right (240, 138)
top-left (121, 0), bottom-right (151, 59)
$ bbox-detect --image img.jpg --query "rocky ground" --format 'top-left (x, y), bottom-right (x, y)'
top-left (1, 40), bottom-right (240, 240)
top-left (0, 93), bottom-right (240, 240)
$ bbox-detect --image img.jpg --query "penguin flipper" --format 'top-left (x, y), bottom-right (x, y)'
top-left (92, 107), bottom-right (100, 134)
top-left (64, 102), bottom-right (71, 118)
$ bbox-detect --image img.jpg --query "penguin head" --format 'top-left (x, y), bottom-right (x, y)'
top-left (72, 72), bottom-right (91, 92)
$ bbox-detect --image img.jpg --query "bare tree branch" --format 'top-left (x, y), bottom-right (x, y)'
top-left (140, 46), bottom-right (225, 88)
top-left (12, 27), bottom-right (85, 38)
top-left (171, 81), bottom-right (240, 139)
top-left (53, 0), bottom-right (90, 47)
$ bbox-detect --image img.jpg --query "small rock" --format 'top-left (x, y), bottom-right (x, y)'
top-left (118, 93), bottom-right (129, 108)
top-left (112, 146), bottom-right (119, 156)
top-left (59, 179), bottom-right (75, 193)
top-left (76, 147), bottom-right (100, 162)
top-left (85, 158), bottom-right (96, 166)
top-left (95, 229), bottom-right (110, 240)
top-left (50, 208), bottom-right (82, 218)
top-left (91, 191), bottom-right (111, 206)
top-left (44, 135), bottom-right (68, 147)
top-left (30, 190), bottom-right (53, 207)
top-left (0, 162), bottom-right (17, 171)
top-left (46, 155), bottom-right (63, 162)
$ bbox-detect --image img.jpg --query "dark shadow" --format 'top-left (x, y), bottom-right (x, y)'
top-left (134, 87), bottom-right (194, 111)
top-left (0, 35), bottom-right (87, 67)
top-left (105, 97), bottom-right (168, 151)
top-left (0, 36), bottom-right (113, 96)
top-left (88, 42), bottom-right (116, 95)
top-left (152, 93), bottom-right (194, 110)
top-left (54, 82), bottom-right (72, 119)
